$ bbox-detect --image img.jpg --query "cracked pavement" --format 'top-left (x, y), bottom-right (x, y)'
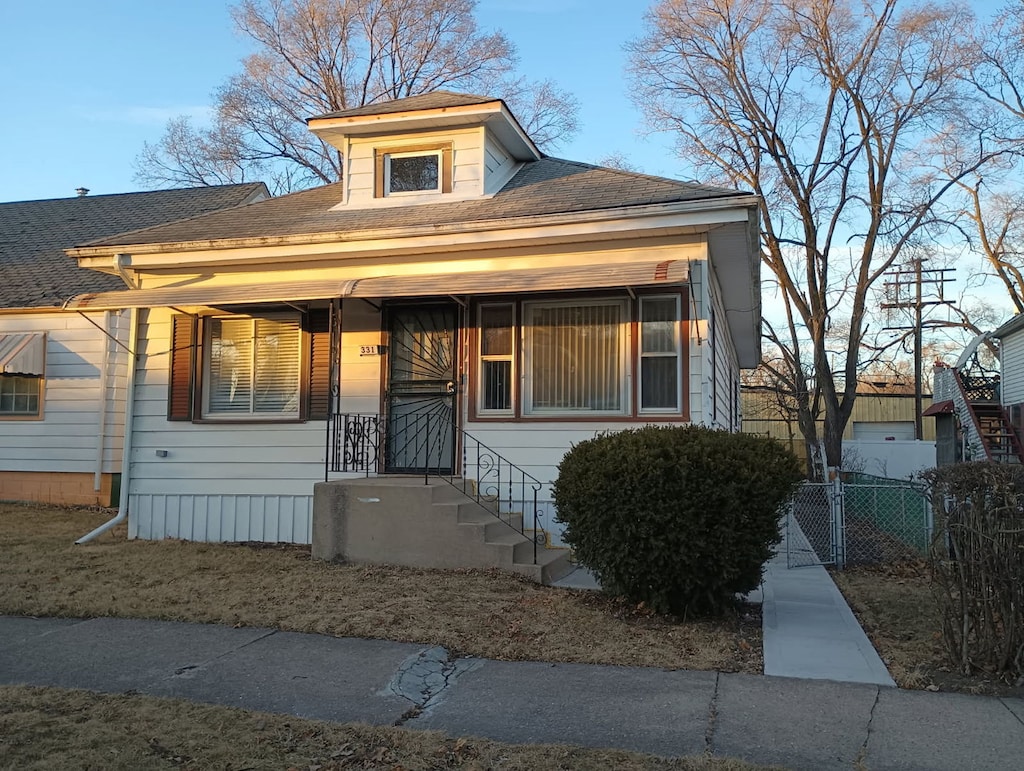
top-left (2, 615), bottom-right (1023, 770)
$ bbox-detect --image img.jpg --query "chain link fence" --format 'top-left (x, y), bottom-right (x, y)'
top-left (786, 482), bottom-right (836, 567)
top-left (786, 474), bottom-right (933, 569)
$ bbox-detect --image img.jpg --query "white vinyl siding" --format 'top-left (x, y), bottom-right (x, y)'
top-left (127, 307), bottom-right (326, 543)
top-left (483, 133), bottom-right (517, 194)
top-left (1000, 330), bottom-right (1024, 406)
top-left (524, 299), bottom-right (628, 416)
top-left (0, 312), bottom-right (127, 473)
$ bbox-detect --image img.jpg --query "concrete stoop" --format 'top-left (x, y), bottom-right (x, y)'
top-left (312, 476), bottom-right (573, 585)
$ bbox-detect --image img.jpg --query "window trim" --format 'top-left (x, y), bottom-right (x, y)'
top-left (0, 373), bottom-right (44, 421)
top-left (374, 142), bottom-right (453, 198)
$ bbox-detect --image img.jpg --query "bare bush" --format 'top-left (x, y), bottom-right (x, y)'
top-left (922, 463), bottom-right (1024, 683)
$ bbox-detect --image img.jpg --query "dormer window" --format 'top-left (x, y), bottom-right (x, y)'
top-left (374, 143), bottom-right (453, 198)
top-left (387, 151), bottom-right (440, 194)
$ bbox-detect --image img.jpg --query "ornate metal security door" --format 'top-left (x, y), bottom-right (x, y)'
top-left (384, 303), bottom-right (458, 473)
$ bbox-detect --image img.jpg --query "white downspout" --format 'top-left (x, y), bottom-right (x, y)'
top-left (76, 307), bottom-right (137, 544)
top-left (93, 311), bottom-right (111, 492)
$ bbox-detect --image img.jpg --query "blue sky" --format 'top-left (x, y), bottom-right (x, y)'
top-left (0, 0), bottom-right (675, 203)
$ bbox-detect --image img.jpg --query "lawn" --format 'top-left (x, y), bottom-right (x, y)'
top-left (0, 685), bottom-right (775, 771)
top-left (832, 560), bottom-right (1024, 697)
top-left (0, 503), bottom-right (761, 673)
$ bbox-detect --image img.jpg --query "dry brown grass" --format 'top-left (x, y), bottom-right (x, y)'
top-left (832, 561), bottom-right (1024, 697)
top-left (0, 503), bottom-right (761, 673)
top-left (0, 685), bottom-right (776, 770)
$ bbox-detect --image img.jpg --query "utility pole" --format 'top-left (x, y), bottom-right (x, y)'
top-left (881, 259), bottom-right (955, 439)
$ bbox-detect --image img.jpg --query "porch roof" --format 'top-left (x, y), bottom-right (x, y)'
top-left (62, 259), bottom-right (689, 310)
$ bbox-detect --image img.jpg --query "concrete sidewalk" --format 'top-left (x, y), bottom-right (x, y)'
top-left (2, 615), bottom-right (1022, 770)
top-left (761, 519), bottom-right (896, 686)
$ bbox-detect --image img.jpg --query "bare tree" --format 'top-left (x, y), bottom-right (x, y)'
top-left (135, 0), bottom-right (580, 193)
top-left (946, 4), bottom-right (1024, 313)
top-left (629, 0), bottom-right (1005, 467)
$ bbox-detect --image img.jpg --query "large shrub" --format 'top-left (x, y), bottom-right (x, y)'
top-left (552, 425), bottom-right (802, 617)
top-left (921, 463), bottom-right (1024, 683)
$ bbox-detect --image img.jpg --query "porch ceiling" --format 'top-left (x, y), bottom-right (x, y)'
top-left (62, 259), bottom-right (689, 310)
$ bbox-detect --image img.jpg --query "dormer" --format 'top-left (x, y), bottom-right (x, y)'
top-left (307, 91), bottom-right (541, 210)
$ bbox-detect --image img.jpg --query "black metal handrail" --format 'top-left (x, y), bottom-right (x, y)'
top-left (326, 412), bottom-right (544, 564)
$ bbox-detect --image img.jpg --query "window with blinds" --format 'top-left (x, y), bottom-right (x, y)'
top-left (524, 299), bottom-right (627, 415)
top-left (203, 315), bottom-right (301, 418)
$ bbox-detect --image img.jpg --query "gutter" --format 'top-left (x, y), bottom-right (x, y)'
top-left (76, 307), bottom-right (137, 544)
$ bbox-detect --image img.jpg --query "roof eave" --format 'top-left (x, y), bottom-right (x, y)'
top-left (67, 193), bottom-right (761, 260)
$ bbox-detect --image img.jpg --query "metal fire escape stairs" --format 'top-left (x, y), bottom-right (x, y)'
top-left (947, 339), bottom-right (1024, 463)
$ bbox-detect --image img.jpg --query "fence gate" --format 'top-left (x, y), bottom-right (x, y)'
top-left (786, 474), bottom-right (933, 569)
top-left (786, 480), bottom-right (842, 568)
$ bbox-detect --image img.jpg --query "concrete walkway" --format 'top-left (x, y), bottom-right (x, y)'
top-left (760, 518), bottom-right (896, 686)
top-left (2, 615), bottom-right (1022, 770)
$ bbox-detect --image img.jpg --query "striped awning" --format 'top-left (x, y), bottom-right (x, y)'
top-left (62, 260), bottom-right (688, 310)
top-left (0, 332), bottom-right (46, 375)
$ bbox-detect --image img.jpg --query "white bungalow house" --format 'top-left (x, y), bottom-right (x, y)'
top-left (64, 92), bottom-right (762, 580)
top-left (0, 184), bottom-right (267, 506)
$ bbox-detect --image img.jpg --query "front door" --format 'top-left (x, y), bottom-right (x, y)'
top-left (384, 303), bottom-right (458, 473)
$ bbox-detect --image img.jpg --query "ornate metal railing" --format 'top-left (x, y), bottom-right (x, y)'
top-left (326, 412), bottom-right (544, 563)
top-left (958, 373), bottom-right (1000, 403)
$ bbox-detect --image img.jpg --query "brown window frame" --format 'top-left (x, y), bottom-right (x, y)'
top-left (167, 306), bottom-right (331, 423)
top-left (467, 288), bottom-right (690, 423)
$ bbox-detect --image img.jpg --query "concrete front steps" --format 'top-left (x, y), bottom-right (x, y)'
top-left (312, 476), bottom-right (573, 585)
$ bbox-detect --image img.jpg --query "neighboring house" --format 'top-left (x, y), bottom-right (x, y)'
top-left (930, 319), bottom-right (1024, 466)
top-left (0, 184), bottom-right (268, 506)
top-left (62, 91), bottom-right (762, 571)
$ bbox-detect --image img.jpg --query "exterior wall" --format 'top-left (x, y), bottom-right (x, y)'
top-left (343, 126), bottom-right (484, 207)
top-left (0, 311), bottom-right (126, 506)
top-left (483, 133), bottom-right (516, 195)
top-left (0, 470), bottom-right (117, 507)
top-left (689, 260), bottom-right (741, 430)
top-left (707, 262), bottom-right (739, 430)
top-left (1000, 330), bottom-right (1024, 406)
top-left (126, 306), bottom-right (325, 543)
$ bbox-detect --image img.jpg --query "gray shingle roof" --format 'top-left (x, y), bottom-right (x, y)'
top-left (0, 184), bottom-right (267, 308)
top-left (309, 91), bottom-right (498, 121)
top-left (80, 158), bottom-right (746, 251)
